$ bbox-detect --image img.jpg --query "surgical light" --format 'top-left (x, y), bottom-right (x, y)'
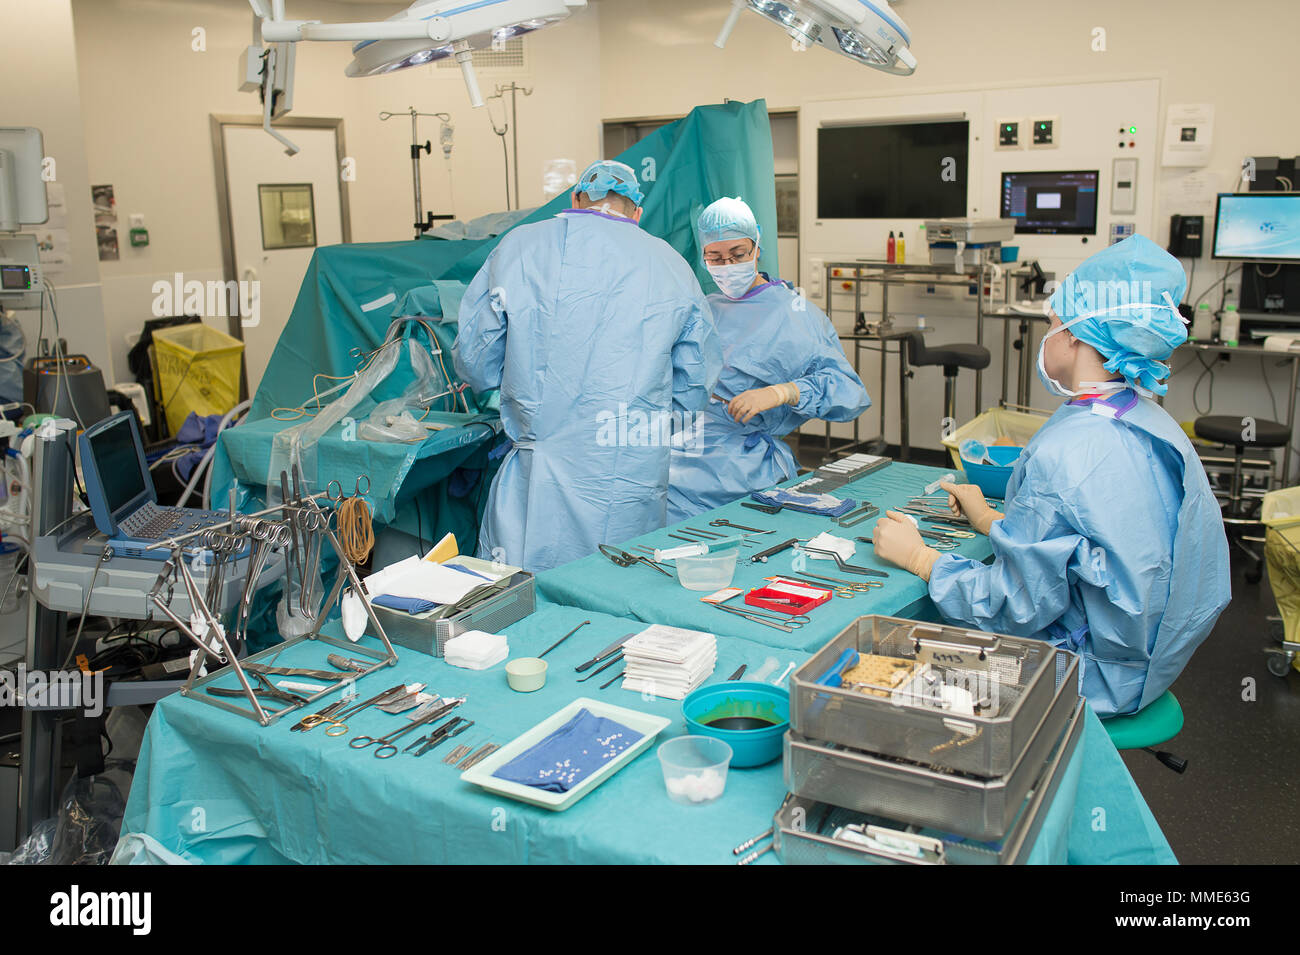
top-left (715, 0), bottom-right (916, 75)
top-left (243, 0), bottom-right (586, 151)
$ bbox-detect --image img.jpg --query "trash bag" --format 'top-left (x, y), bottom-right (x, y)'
top-left (0, 760), bottom-right (135, 865)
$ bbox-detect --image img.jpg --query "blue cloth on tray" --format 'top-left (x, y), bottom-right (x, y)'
top-left (492, 707), bottom-right (644, 793)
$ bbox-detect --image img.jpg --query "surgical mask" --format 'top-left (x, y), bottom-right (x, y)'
top-left (707, 258), bottom-right (759, 299)
top-left (1036, 296), bottom-right (1181, 398)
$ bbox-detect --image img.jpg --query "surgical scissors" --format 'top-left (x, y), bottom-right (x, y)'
top-left (712, 603), bottom-right (807, 632)
top-left (350, 698), bottom-right (463, 758)
top-left (296, 682), bottom-right (407, 735)
top-left (327, 475), bottom-right (372, 502)
top-left (775, 572), bottom-right (881, 595)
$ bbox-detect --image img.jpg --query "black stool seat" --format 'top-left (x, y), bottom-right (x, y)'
top-left (901, 332), bottom-right (990, 372)
top-left (1194, 415), bottom-right (1290, 449)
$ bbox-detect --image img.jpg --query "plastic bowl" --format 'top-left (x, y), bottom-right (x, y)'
top-left (505, 657), bottom-right (547, 692)
top-left (674, 548), bottom-right (739, 591)
top-left (961, 446), bottom-right (1022, 500)
top-left (681, 681), bottom-right (790, 768)
top-left (657, 735), bottom-right (733, 805)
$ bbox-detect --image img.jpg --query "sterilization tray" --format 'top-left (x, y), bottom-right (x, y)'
top-left (784, 654), bottom-right (1078, 841)
top-left (773, 697), bottom-right (1085, 865)
top-left (790, 615), bottom-right (1075, 777)
top-left (374, 570), bottom-right (535, 656)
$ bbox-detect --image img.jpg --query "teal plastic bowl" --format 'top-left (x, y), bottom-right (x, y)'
top-left (960, 446), bottom-right (1022, 500)
top-left (681, 681), bottom-right (790, 768)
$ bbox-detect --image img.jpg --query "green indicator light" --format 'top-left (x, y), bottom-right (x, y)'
top-left (1129, 125), bottom-right (1137, 134)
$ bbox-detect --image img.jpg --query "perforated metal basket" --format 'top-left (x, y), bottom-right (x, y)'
top-left (773, 697), bottom-right (1085, 865)
top-left (790, 615), bottom-right (1075, 777)
top-left (785, 661), bottom-right (1078, 840)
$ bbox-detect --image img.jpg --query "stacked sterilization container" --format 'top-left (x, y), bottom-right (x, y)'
top-left (776, 615), bottom-right (1086, 865)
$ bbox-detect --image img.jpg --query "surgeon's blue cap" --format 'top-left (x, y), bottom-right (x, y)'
top-left (574, 160), bottom-right (644, 206)
top-left (1049, 234), bottom-right (1189, 395)
top-left (697, 197), bottom-right (762, 248)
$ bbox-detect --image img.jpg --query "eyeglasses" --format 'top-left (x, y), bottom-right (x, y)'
top-left (704, 243), bottom-right (756, 267)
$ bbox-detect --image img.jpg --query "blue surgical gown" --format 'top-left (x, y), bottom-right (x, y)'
top-left (667, 279), bottom-right (870, 521)
top-left (453, 209), bottom-right (722, 572)
top-left (928, 391), bottom-right (1230, 716)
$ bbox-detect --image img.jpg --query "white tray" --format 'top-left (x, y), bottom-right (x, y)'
top-left (460, 698), bottom-right (671, 811)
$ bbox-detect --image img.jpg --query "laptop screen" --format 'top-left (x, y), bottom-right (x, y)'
top-left (85, 416), bottom-right (148, 516)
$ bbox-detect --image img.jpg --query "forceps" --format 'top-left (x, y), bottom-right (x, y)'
top-left (598, 544), bottom-right (673, 577)
top-left (796, 545), bottom-right (890, 578)
top-left (712, 603), bottom-right (807, 632)
top-left (708, 519), bottom-right (773, 534)
top-left (327, 475), bottom-right (372, 501)
top-left (296, 682), bottom-right (407, 734)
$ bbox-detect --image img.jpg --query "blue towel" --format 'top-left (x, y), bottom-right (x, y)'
top-left (372, 594), bottom-right (439, 615)
top-left (492, 708), bottom-right (644, 793)
top-left (751, 488), bottom-right (858, 517)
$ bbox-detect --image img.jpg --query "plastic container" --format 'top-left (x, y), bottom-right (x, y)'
top-left (941, 406), bottom-right (1047, 468)
top-left (152, 323), bottom-right (245, 435)
top-left (674, 548), bottom-right (739, 591)
top-left (682, 681), bottom-right (789, 767)
top-left (657, 735), bottom-right (732, 805)
top-left (1000, 246), bottom-right (1020, 263)
top-left (505, 657), bottom-right (547, 692)
top-left (1220, 304), bottom-right (1240, 346)
top-left (960, 445), bottom-right (1022, 500)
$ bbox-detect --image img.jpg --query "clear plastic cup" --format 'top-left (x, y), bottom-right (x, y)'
top-left (674, 548), bottom-right (739, 591)
top-left (657, 735), bottom-right (733, 805)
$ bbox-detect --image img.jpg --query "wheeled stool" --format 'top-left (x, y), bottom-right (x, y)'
top-left (898, 332), bottom-right (990, 461)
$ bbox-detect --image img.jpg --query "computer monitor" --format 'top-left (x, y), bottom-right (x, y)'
top-left (1000, 170), bottom-right (1099, 235)
top-left (79, 412), bottom-right (155, 537)
top-left (1212, 193), bottom-right (1300, 263)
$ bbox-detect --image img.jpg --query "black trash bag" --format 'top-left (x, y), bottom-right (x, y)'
top-left (0, 759), bottom-right (135, 865)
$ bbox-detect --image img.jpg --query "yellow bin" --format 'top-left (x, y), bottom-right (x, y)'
top-left (940, 407), bottom-right (1050, 469)
top-left (1263, 487), bottom-right (1300, 673)
top-left (152, 323), bottom-right (244, 435)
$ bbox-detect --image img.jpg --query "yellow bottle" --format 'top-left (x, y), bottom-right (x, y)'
top-left (896, 228), bottom-right (905, 264)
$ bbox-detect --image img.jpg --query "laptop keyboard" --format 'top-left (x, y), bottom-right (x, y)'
top-left (118, 502), bottom-right (215, 540)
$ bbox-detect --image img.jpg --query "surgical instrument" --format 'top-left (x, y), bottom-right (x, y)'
top-left (443, 744), bottom-right (473, 765)
top-left (575, 634), bottom-right (634, 672)
top-left (577, 652), bottom-right (624, 682)
top-left (734, 827), bottom-right (773, 856)
top-left (709, 519), bottom-right (773, 534)
top-left (727, 665), bottom-right (747, 681)
top-left (244, 663), bottom-right (367, 683)
top-left (684, 526), bottom-right (726, 539)
top-left (298, 682), bottom-right (407, 735)
top-left (711, 604), bottom-right (800, 633)
top-left (741, 500), bottom-right (782, 515)
top-left (599, 668), bottom-right (625, 690)
top-left (539, 620), bottom-right (591, 659)
top-left (797, 544), bottom-right (890, 578)
top-left (292, 699), bottom-right (346, 732)
top-left (459, 743), bottom-right (500, 769)
top-left (327, 654), bottom-right (373, 673)
top-left (350, 698), bottom-right (463, 758)
top-left (410, 717), bottom-right (474, 757)
top-left (207, 671), bottom-right (308, 708)
top-left (835, 503), bottom-right (880, 528)
top-left (778, 571), bottom-right (881, 593)
top-left (598, 544), bottom-right (674, 577)
top-left (748, 536), bottom-right (800, 564)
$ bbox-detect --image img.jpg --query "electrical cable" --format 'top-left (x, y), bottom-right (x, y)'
top-left (1191, 264), bottom-right (1241, 309)
top-left (1192, 352), bottom-right (1220, 416)
top-left (61, 545), bottom-right (112, 671)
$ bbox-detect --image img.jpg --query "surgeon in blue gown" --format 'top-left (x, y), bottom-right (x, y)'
top-left (667, 197), bottom-right (870, 521)
top-left (872, 235), bottom-right (1230, 717)
top-left (454, 161), bottom-right (722, 572)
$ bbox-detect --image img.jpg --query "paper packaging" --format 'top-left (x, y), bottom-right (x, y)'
top-left (620, 624), bottom-right (716, 700)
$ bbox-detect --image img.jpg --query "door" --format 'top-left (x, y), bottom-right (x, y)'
top-left (221, 124), bottom-right (345, 397)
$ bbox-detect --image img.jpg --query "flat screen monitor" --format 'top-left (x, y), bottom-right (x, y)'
top-left (817, 120), bottom-right (968, 219)
top-left (83, 414), bottom-right (149, 521)
top-left (1212, 193), bottom-right (1300, 262)
top-left (1000, 170), bottom-right (1099, 235)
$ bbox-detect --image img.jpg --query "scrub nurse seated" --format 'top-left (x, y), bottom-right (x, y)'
top-left (452, 160), bottom-right (722, 573)
top-left (667, 197), bottom-right (870, 521)
top-left (871, 235), bottom-right (1230, 717)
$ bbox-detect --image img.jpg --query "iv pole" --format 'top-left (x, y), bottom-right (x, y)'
top-left (486, 83), bottom-right (532, 210)
top-left (379, 108), bottom-right (456, 240)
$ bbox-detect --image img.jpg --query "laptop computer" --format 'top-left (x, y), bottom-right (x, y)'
top-left (78, 411), bottom-right (236, 561)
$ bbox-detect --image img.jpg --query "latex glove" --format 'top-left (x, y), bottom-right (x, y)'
top-left (872, 511), bottom-right (941, 581)
top-left (940, 480), bottom-right (1002, 536)
top-left (727, 383), bottom-right (798, 424)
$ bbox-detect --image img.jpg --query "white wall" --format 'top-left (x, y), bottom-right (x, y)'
top-left (597, 0), bottom-right (1300, 453)
top-left (69, 0), bottom-right (603, 383)
top-left (0, 0), bottom-right (109, 384)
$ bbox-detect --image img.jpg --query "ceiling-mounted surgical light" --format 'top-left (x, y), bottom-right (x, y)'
top-left (243, 0), bottom-right (586, 151)
top-left (715, 0), bottom-right (916, 76)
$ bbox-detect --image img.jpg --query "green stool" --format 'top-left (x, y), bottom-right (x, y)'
top-left (1101, 690), bottom-right (1188, 773)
